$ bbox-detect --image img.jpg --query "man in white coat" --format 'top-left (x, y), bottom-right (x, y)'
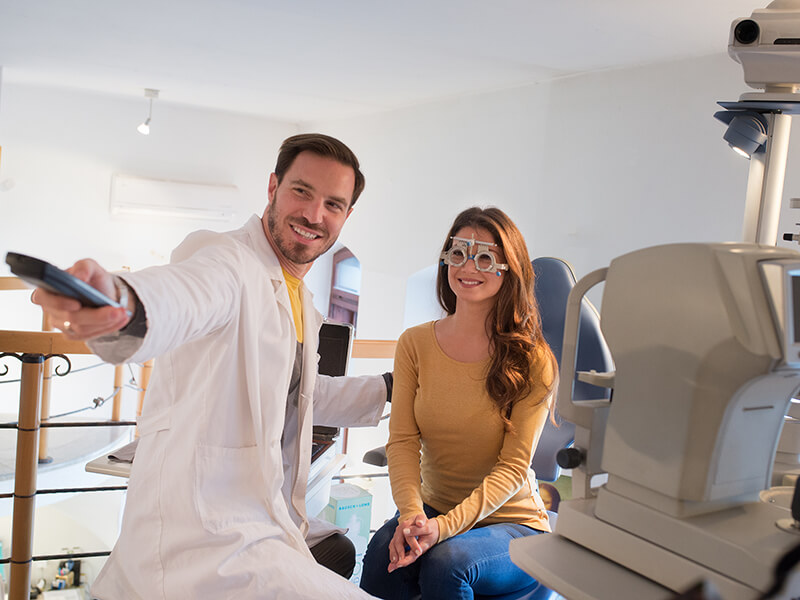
top-left (33, 134), bottom-right (387, 599)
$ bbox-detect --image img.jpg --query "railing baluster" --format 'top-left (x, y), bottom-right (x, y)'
top-left (9, 354), bottom-right (43, 600)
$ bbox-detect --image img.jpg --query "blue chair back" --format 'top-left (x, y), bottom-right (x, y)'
top-left (530, 257), bottom-right (613, 482)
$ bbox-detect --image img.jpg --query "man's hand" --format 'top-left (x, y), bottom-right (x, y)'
top-left (387, 514), bottom-right (440, 573)
top-left (31, 259), bottom-right (131, 340)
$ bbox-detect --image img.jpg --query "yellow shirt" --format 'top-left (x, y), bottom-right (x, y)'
top-left (282, 268), bottom-right (304, 344)
top-left (386, 321), bottom-right (554, 542)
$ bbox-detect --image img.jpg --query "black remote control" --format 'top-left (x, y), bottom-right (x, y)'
top-left (5, 252), bottom-right (121, 309)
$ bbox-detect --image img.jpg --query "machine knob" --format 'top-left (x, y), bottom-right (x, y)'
top-left (556, 447), bottom-right (584, 469)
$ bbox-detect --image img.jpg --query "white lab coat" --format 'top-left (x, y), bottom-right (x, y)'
top-left (88, 215), bottom-right (385, 599)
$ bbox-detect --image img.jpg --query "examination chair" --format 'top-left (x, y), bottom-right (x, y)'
top-left (363, 257), bottom-right (613, 600)
top-left (528, 256), bottom-right (613, 484)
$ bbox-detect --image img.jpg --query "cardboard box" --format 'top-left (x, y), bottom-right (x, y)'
top-left (321, 483), bottom-right (372, 583)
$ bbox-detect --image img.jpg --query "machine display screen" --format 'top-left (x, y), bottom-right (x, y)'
top-left (793, 275), bottom-right (800, 343)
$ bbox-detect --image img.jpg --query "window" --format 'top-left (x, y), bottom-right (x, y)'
top-left (328, 248), bottom-right (360, 328)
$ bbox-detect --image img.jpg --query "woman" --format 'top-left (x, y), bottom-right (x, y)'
top-left (360, 206), bottom-right (557, 599)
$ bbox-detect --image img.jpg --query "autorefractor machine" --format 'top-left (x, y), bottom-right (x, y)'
top-left (510, 2), bottom-right (800, 599)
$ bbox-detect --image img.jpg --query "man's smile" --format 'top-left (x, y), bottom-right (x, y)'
top-left (290, 223), bottom-right (322, 240)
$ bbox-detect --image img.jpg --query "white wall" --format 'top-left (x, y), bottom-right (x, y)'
top-left (310, 52), bottom-right (800, 330)
top-left (0, 84), bottom-right (296, 271)
top-left (10, 54), bottom-right (784, 341)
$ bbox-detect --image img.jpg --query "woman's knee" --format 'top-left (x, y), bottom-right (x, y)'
top-left (418, 541), bottom-right (474, 586)
top-left (424, 539), bottom-right (472, 572)
top-left (422, 526), bottom-right (542, 597)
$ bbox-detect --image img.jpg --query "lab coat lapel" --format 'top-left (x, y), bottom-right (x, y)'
top-left (290, 284), bottom-right (324, 533)
top-left (244, 215), bottom-right (295, 461)
top-left (255, 263), bottom-right (300, 526)
top-left (271, 278), bottom-right (293, 331)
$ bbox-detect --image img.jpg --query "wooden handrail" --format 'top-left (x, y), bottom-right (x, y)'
top-left (0, 331), bottom-right (91, 355)
top-left (0, 277), bottom-right (29, 291)
top-left (0, 333), bottom-right (397, 359)
top-left (351, 339), bottom-right (396, 359)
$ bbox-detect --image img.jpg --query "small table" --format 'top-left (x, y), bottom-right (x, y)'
top-left (85, 454), bottom-right (132, 478)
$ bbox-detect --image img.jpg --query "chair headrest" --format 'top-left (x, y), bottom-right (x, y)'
top-left (533, 257), bottom-right (577, 365)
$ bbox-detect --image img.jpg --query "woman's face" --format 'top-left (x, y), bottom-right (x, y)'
top-left (446, 226), bottom-right (507, 309)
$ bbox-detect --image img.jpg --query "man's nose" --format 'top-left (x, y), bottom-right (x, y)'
top-left (303, 198), bottom-right (325, 224)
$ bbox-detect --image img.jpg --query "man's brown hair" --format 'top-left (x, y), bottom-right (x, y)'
top-left (275, 133), bottom-right (365, 207)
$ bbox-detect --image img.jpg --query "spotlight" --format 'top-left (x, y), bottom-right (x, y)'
top-left (137, 88), bottom-right (159, 136)
top-left (714, 109), bottom-right (768, 158)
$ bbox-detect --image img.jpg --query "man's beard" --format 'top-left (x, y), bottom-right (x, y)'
top-left (267, 201), bottom-right (334, 265)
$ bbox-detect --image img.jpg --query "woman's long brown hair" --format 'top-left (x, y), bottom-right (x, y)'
top-left (436, 207), bottom-right (557, 427)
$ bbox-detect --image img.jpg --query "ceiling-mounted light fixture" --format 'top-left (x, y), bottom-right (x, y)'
top-left (713, 108), bottom-right (769, 158)
top-left (137, 88), bottom-right (159, 135)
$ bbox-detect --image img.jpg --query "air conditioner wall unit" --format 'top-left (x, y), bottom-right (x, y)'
top-left (110, 173), bottom-right (239, 221)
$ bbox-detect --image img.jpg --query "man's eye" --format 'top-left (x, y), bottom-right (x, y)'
top-left (327, 201), bottom-right (344, 212)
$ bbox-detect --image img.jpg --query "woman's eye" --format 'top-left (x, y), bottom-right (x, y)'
top-left (449, 249), bottom-right (466, 264)
top-left (476, 253), bottom-right (494, 270)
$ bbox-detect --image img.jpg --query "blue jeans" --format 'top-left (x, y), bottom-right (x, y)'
top-left (359, 505), bottom-right (544, 600)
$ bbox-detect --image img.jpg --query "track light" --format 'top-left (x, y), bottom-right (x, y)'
top-left (713, 109), bottom-right (769, 158)
top-left (137, 118), bottom-right (150, 136)
top-left (137, 88), bottom-right (159, 136)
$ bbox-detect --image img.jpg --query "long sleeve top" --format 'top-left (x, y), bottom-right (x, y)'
top-left (386, 321), bottom-right (554, 543)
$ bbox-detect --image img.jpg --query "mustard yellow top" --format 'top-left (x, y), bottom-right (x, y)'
top-left (282, 268), bottom-right (304, 344)
top-left (386, 321), bottom-right (554, 542)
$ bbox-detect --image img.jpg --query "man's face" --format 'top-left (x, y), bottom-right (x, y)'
top-left (264, 151), bottom-right (355, 274)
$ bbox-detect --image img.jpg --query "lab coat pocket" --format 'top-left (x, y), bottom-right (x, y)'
top-left (195, 445), bottom-right (275, 536)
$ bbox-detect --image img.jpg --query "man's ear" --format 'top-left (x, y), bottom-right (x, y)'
top-left (267, 173), bottom-right (278, 203)
top-left (345, 206), bottom-right (354, 220)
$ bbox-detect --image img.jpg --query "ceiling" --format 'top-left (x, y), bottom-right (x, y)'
top-left (0, 0), bottom-right (768, 122)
